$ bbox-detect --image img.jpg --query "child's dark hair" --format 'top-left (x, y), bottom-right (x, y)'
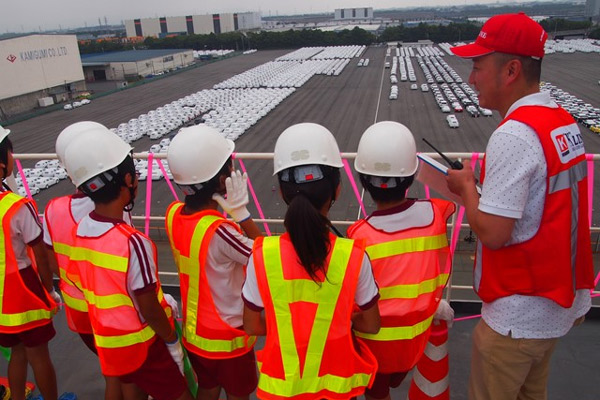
top-left (183, 157), bottom-right (232, 211)
top-left (359, 173), bottom-right (414, 203)
top-left (278, 165), bottom-right (340, 282)
top-left (83, 155), bottom-right (136, 204)
top-left (0, 137), bottom-right (13, 178)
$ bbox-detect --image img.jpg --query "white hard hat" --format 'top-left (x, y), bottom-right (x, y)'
top-left (273, 123), bottom-right (343, 175)
top-left (56, 121), bottom-right (107, 165)
top-left (167, 125), bottom-right (234, 185)
top-left (354, 121), bottom-right (418, 177)
top-left (0, 124), bottom-right (10, 144)
top-left (63, 128), bottom-right (133, 188)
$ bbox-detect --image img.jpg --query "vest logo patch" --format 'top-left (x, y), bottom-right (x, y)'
top-left (551, 123), bottom-right (585, 164)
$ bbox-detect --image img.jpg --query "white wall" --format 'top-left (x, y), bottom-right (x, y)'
top-left (166, 16), bottom-right (187, 33)
top-left (0, 35), bottom-right (84, 101)
top-left (192, 15), bottom-right (214, 34)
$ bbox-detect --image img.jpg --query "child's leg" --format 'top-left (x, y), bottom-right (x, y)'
top-left (120, 381), bottom-right (146, 400)
top-left (103, 375), bottom-right (123, 400)
top-left (196, 386), bottom-right (221, 400)
top-left (8, 343), bottom-right (28, 400)
top-left (25, 342), bottom-right (57, 400)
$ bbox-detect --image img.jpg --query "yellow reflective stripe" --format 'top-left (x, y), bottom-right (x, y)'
top-left (82, 289), bottom-right (133, 309)
top-left (355, 315), bottom-right (434, 341)
top-left (258, 372), bottom-right (372, 398)
top-left (174, 214), bottom-right (251, 352)
top-left (0, 194), bottom-right (53, 326)
top-left (68, 247), bottom-right (128, 273)
top-left (94, 324), bottom-right (155, 349)
top-left (259, 237), bottom-right (359, 396)
top-left (52, 241), bottom-right (71, 257)
top-left (186, 333), bottom-right (257, 353)
top-left (63, 291), bottom-right (88, 312)
top-left (366, 233), bottom-right (448, 261)
top-left (0, 309), bottom-right (53, 326)
top-left (379, 273), bottom-right (449, 300)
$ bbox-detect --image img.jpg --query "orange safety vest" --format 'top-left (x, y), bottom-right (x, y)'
top-left (0, 191), bottom-right (56, 333)
top-left (68, 220), bottom-right (172, 376)
top-left (347, 199), bottom-right (455, 373)
top-left (476, 106), bottom-right (594, 307)
top-left (253, 233), bottom-right (377, 400)
top-left (165, 203), bottom-right (256, 359)
top-left (44, 195), bottom-right (92, 334)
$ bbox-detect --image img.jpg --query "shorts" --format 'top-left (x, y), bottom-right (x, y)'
top-left (365, 371), bottom-right (409, 399)
top-left (120, 338), bottom-right (188, 400)
top-left (188, 349), bottom-right (258, 397)
top-left (78, 333), bottom-right (98, 355)
top-left (0, 266), bottom-right (56, 348)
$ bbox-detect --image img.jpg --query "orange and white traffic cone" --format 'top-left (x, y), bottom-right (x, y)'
top-left (407, 320), bottom-right (449, 400)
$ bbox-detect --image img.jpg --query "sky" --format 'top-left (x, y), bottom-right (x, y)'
top-left (1, 0), bottom-right (543, 33)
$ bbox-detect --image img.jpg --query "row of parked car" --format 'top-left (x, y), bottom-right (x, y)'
top-left (63, 98), bottom-right (91, 110)
top-left (540, 82), bottom-right (600, 134)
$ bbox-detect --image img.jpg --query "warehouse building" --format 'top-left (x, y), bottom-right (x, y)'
top-left (125, 12), bottom-right (261, 38)
top-left (0, 34), bottom-right (85, 120)
top-left (81, 49), bottom-right (195, 82)
top-left (334, 7), bottom-right (374, 20)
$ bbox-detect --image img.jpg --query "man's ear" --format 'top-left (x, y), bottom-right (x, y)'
top-left (505, 59), bottom-right (522, 83)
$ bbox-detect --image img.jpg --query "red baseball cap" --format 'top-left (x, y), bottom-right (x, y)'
top-left (451, 12), bottom-right (548, 60)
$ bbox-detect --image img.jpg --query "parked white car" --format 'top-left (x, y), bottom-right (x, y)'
top-left (446, 115), bottom-right (459, 128)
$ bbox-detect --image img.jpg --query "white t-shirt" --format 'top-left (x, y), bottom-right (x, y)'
top-left (242, 243), bottom-right (379, 310)
top-left (204, 224), bottom-right (253, 328)
top-left (3, 190), bottom-right (43, 270)
top-left (76, 212), bottom-right (158, 322)
top-left (364, 199), bottom-right (434, 233)
top-left (479, 91), bottom-right (591, 339)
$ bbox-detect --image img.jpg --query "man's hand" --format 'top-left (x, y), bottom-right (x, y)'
top-left (446, 159), bottom-right (477, 197)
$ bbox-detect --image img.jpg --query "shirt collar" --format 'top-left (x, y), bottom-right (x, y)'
top-left (506, 91), bottom-right (557, 117)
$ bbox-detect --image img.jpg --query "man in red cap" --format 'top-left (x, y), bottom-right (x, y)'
top-left (447, 12), bottom-right (594, 400)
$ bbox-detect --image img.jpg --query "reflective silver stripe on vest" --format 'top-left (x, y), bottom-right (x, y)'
top-left (548, 160), bottom-right (587, 194)
top-left (474, 241), bottom-right (482, 292)
top-left (474, 160), bottom-right (586, 295)
top-left (549, 160), bottom-right (586, 295)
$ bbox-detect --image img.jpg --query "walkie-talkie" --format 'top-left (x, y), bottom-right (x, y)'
top-left (422, 138), bottom-right (463, 170)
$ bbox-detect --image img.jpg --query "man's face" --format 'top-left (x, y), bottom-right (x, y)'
top-left (468, 53), bottom-right (503, 111)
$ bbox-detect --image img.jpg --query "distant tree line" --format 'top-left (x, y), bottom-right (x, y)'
top-left (77, 18), bottom-right (596, 55)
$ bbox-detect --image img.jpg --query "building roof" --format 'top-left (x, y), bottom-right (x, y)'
top-left (80, 49), bottom-right (191, 63)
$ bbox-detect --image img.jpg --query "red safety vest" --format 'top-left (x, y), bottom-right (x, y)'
top-left (476, 105), bottom-right (594, 307)
top-left (253, 233), bottom-right (377, 400)
top-left (44, 194), bottom-right (92, 334)
top-left (165, 203), bottom-right (255, 359)
top-left (68, 220), bottom-right (173, 376)
top-left (0, 191), bottom-right (56, 333)
top-left (347, 199), bottom-right (455, 373)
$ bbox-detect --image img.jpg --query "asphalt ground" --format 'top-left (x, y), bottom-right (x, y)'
top-left (6, 46), bottom-right (600, 297)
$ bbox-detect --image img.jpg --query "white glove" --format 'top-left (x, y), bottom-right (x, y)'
top-left (212, 170), bottom-right (251, 222)
top-left (166, 338), bottom-right (185, 376)
top-left (164, 293), bottom-right (180, 319)
top-left (50, 289), bottom-right (63, 311)
top-left (433, 299), bottom-right (454, 328)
